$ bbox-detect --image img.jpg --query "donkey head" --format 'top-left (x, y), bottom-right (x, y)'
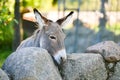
top-left (34, 8), bottom-right (73, 65)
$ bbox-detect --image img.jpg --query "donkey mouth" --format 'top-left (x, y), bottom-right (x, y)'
top-left (53, 49), bottom-right (67, 65)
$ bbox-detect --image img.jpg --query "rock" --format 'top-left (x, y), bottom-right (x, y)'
top-left (0, 68), bottom-right (9, 80)
top-left (2, 47), bottom-right (62, 80)
top-left (86, 41), bottom-right (120, 63)
top-left (62, 53), bottom-right (107, 80)
top-left (109, 62), bottom-right (120, 80)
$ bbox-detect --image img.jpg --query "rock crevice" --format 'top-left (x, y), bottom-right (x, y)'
top-left (86, 41), bottom-right (120, 80)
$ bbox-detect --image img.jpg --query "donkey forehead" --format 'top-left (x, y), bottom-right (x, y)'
top-left (45, 22), bottom-right (65, 37)
top-left (47, 22), bottom-right (61, 30)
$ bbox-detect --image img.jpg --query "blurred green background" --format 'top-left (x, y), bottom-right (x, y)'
top-left (0, 0), bottom-right (120, 67)
top-left (0, 0), bottom-right (58, 67)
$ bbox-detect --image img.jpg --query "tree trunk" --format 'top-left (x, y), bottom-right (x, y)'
top-left (96, 0), bottom-right (108, 42)
top-left (12, 0), bottom-right (21, 51)
top-left (99, 0), bottom-right (107, 29)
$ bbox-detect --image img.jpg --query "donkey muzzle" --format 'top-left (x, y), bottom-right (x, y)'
top-left (53, 49), bottom-right (67, 65)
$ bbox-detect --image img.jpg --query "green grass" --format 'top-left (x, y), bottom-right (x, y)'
top-left (65, 23), bottom-right (120, 36)
top-left (0, 49), bottom-right (12, 67)
top-left (106, 23), bottom-right (120, 35)
top-left (91, 23), bottom-right (120, 35)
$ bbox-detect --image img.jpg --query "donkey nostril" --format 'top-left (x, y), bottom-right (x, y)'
top-left (60, 57), bottom-right (63, 61)
top-left (61, 57), bottom-right (66, 63)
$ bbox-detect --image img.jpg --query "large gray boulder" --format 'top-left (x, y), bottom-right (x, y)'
top-left (86, 41), bottom-right (120, 63)
top-left (2, 47), bottom-right (62, 80)
top-left (0, 68), bottom-right (9, 80)
top-left (62, 53), bottom-right (107, 80)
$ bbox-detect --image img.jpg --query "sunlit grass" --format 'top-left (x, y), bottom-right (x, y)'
top-left (106, 23), bottom-right (120, 35)
top-left (64, 23), bottom-right (120, 36)
top-left (90, 23), bottom-right (120, 35)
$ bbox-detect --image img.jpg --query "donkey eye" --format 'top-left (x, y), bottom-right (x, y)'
top-left (49, 35), bottom-right (56, 40)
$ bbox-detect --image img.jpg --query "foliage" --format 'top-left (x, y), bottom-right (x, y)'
top-left (52, 0), bottom-right (58, 5)
top-left (0, 0), bottom-right (14, 48)
top-left (21, 0), bottom-right (54, 11)
top-left (0, 48), bottom-right (12, 67)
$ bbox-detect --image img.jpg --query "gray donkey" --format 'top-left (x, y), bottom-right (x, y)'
top-left (16, 8), bottom-right (74, 65)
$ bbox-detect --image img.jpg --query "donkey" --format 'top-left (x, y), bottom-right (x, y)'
top-left (16, 8), bottom-right (74, 65)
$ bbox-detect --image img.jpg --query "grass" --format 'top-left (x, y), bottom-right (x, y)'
top-left (106, 23), bottom-right (120, 35)
top-left (0, 48), bottom-right (12, 67)
top-left (65, 23), bottom-right (120, 36)
top-left (90, 23), bottom-right (120, 35)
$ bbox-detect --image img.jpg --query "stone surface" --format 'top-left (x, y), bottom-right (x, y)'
top-left (0, 68), bottom-right (9, 80)
top-left (109, 62), bottom-right (120, 80)
top-left (62, 53), bottom-right (107, 80)
top-left (86, 41), bottom-right (120, 62)
top-left (2, 47), bottom-right (62, 80)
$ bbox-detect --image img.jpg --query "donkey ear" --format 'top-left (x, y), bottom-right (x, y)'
top-left (56, 11), bottom-right (74, 27)
top-left (33, 8), bottom-right (48, 28)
